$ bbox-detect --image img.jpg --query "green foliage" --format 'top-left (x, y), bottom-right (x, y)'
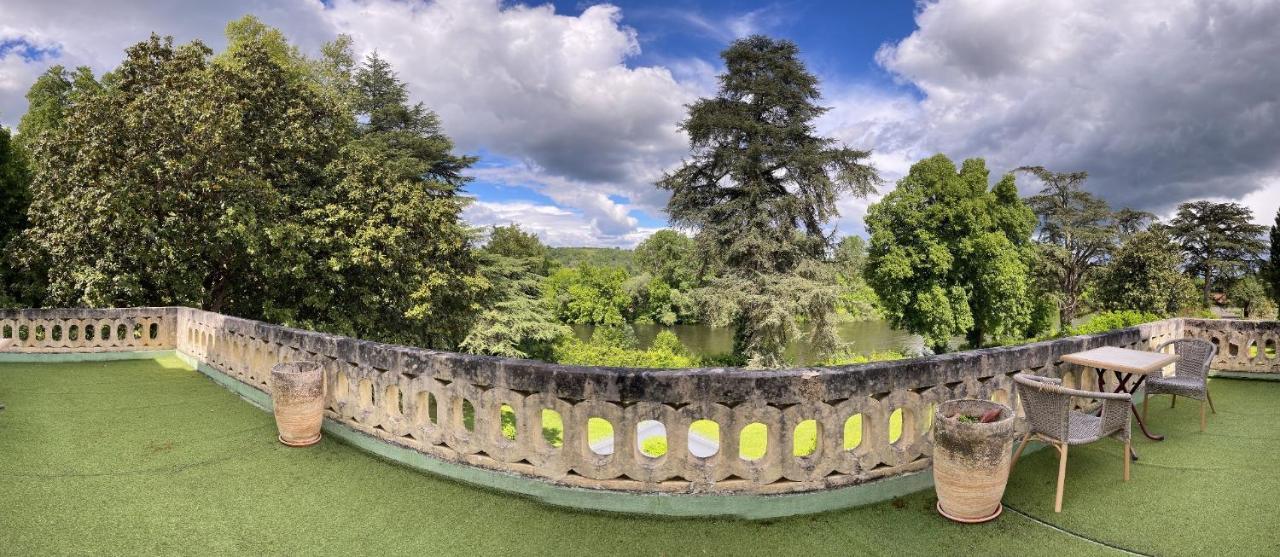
top-left (543, 265), bottom-right (630, 325)
top-left (634, 230), bottom-right (696, 288)
top-left (866, 156), bottom-right (1036, 351)
top-left (821, 349), bottom-right (908, 366)
top-left (1093, 227), bottom-right (1199, 315)
top-left (1229, 276), bottom-right (1274, 318)
top-left (552, 327), bottom-right (697, 368)
top-left (658, 36), bottom-right (879, 367)
top-left (1065, 310), bottom-right (1162, 336)
top-left (1018, 166), bottom-right (1116, 325)
top-left (546, 247), bottom-right (634, 272)
top-left (1265, 209), bottom-right (1279, 316)
top-left (11, 24), bottom-right (479, 350)
top-left (486, 224), bottom-right (549, 266)
top-left (460, 252), bottom-right (569, 360)
top-left (833, 236), bottom-right (882, 321)
top-left (1170, 201), bottom-right (1267, 305)
top-left (0, 126), bottom-right (28, 254)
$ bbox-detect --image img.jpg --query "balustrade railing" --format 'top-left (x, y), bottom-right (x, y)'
top-left (10, 308), bottom-right (1271, 497)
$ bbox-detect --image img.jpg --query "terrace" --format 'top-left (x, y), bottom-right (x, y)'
top-left (2, 308), bottom-right (1279, 555)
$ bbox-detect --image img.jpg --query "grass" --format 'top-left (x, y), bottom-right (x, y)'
top-left (2, 357), bottom-right (1278, 555)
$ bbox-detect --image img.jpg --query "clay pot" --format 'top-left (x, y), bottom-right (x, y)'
top-left (271, 361), bottom-right (324, 447)
top-left (932, 399), bottom-right (1017, 523)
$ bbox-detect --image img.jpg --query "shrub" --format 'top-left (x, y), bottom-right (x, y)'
top-left (1065, 310), bottom-right (1162, 336)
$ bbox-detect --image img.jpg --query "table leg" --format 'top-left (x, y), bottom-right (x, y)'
top-left (1095, 369), bottom-right (1162, 460)
top-left (1126, 375), bottom-right (1164, 442)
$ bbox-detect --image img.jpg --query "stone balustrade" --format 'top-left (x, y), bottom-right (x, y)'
top-left (1183, 318), bottom-right (1280, 374)
top-left (7, 307), bottom-right (1272, 501)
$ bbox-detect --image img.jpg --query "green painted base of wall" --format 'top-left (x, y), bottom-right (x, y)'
top-left (1210, 370), bottom-right (1280, 381)
top-left (0, 350), bottom-right (175, 363)
top-left (16, 350), bottom-right (1023, 520)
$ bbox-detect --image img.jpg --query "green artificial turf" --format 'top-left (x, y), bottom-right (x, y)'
top-left (1, 357), bottom-right (1276, 556)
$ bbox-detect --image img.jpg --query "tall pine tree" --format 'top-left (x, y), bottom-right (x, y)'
top-left (659, 36), bottom-right (878, 367)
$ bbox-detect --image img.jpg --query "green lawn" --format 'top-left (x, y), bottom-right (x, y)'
top-left (2, 357), bottom-right (1278, 556)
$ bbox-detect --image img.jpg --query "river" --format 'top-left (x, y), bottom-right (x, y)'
top-left (572, 320), bottom-right (924, 365)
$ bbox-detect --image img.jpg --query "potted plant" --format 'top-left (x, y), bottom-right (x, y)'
top-left (932, 399), bottom-right (1016, 523)
top-left (270, 361), bottom-right (325, 447)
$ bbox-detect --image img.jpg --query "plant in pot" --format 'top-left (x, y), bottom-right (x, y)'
top-left (271, 361), bottom-right (325, 447)
top-left (932, 399), bottom-right (1017, 523)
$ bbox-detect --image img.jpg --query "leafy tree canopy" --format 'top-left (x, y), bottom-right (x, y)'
top-left (658, 35), bottom-right (878, 367)
top-left (1170, 200), bottom-right (1267, 305)
top-left (1092, 226), bottom-right (1198, 315)
top-left (866, 155), bottom-right (1036, 350)
top-left (634, 229), bottom-right (696, 289)
top-left (1017, 166), bottom-right (1115, 325)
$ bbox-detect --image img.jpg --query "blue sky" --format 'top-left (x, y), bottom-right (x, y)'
top-left (3, 0), bottom-right (1279, 246)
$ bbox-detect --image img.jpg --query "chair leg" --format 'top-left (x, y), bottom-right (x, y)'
top-left (1170, 395), bottom-right (1176, 408)
top-left (1200, 400), bottom-right (1207, 432)
top-left (1123, 438), bottom-right (1131, 481)
top-left (1207, 390), bottom-right (1216, 414)
top-left (1054, 443), bottom-right (1069, 513)
top-left (1011, 432), bottom-right (1032, 471)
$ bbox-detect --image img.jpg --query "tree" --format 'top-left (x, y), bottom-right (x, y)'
top-left (833, 236), bottom-right (881, 321)
top-left (866, 156), bottom-right (1036, 351)
top-left (634, 230), bottom-right (696, 289)
top-left (1267, 209), bottom-right (1280, 315)
top-left (0, 126), bottom-right (28, 251)
top-left (461, 251), bottom-right (568, 360)
top-left (543, 265), bottom-right (630, 325)
top-left (658, 36), bottom-right (879, 367)
top-left (266, 47), bottom-right (479, 348)
top-left (1228, 276), bottom-right (1273, 318)
top-left (1170, 201), bottom-right (1267, 305)
top-left (486, 224), bottom-right (549, 274)
top-left (1092, 227), bottom-right (1197, 315)
top-left (1017, 166), bottom-right (1116, 326)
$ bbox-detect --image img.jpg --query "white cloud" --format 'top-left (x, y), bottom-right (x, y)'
top-left (867, 0), bottom-right (1280, 219)
top-left (464, 199), bottom-right (661, 247)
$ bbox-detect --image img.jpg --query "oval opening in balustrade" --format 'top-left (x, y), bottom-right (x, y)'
top-left (84, 324), bottom-right (95, 341)
top-left (68, 325), bottom-right (79, 341)
top-left (1266, 339), bottom-right (1278, 360)
top-left (689, 420), bottom-right (719, 457)
top-left (793, 419), bottom-right (818, 457)
top-left (2, 324), bottom-right (11, 339)
top-left (588, 417), bottom-right (613, 456)
top-left (500, 404), bottom-right (517, 441)
top-left (51, 325), bottom-right (62, 341)
top-left (1229, 342), bottom-right (1240, 357)
top-left (100, 325), bottom-right (110, 341)
top-left (19, 325), bottom-right (29, 341)
top-left (739, 422), bottom-right (767, 461)
top-left (990, 389), bottom-right (1009, 406)
top-left (34, 325), bottom-right (45, 342)
top-left (888, 408), bottom-right (904, 444)
top-left (1246, 340), bottom-right (1258, 360)
top-left (149, 323), bottom-right (159, 340)
top-left (132, 323), bottom-right (143, 339)
top-left (844, 414), bottom-right (863, 450)
top-left (462, 399), bottom-right (477, 432)
top-left (541, 409), bottom-right (564, 448)
top-left (637, 420), bottom-right (666, 458)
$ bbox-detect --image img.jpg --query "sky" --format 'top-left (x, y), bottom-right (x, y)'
top-left (2, 0), bottom-right (1279, 247)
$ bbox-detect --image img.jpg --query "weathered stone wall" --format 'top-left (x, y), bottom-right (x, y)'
top-left (23, 307), bottom-right (1278, 496)
top-left (171, 307), bottom-right (1182, 495)
top-left (1183, 318), bottom-right (1280, 374)
top-left (0, 307), bottom-right (175, 353)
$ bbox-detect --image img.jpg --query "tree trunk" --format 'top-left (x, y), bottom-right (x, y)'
top-left (1202, 270), bottom-right (1212, 307)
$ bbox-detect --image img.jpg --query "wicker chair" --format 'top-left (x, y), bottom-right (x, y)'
top-left (1011, 373), bottom-right (1132, 512)
top-left (1143, 338), bottom-right (1217, 432)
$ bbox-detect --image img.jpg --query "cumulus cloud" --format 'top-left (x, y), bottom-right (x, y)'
top-left (0, 0), bottom-right (694, 244)
top-left (464, 199), bottom-right (662, 248)
top-left (868, 0), bottom-right (1280, 223)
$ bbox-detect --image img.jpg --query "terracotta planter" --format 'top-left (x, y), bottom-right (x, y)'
top-left (271, 361), bottom-right (324, 447)
top-left (933, 399), bottom-right (1016, 523)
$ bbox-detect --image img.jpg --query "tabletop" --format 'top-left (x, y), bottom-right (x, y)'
top-left (1060, 346), bottom-right (1180, 375)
